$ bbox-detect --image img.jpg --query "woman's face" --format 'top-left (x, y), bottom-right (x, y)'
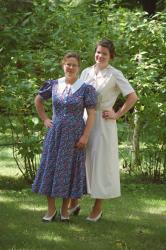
top-left (95, 45), bottom-right (111, 68)
top-left (63, 57), bottom-right (79, 79)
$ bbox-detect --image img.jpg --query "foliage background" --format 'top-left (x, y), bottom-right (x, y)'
top-left (0, 0), bottom-right (166, 181)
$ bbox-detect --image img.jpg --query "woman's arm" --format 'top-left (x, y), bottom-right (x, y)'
top-left (103, 92), bottom-right (138, 120)
top-left (75, 108), bottom-right (96, 149)
top-left (35, 94), bottom-right (53, 128)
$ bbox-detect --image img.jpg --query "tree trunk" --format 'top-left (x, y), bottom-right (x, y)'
top-left (140, 0), bottom-right (156, 16)
top-left (132, 110), bottom-right (141, 169)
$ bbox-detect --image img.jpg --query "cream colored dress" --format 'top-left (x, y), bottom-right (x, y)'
top-left (80, 65), bottom-right (135, 199)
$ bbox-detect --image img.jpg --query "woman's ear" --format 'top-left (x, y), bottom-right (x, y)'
top-left (110, 54), bottom-right (114, 60)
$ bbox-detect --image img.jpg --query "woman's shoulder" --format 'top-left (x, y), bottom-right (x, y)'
top-left (108, 65), bottom-right (124, 77)
top-left (47, 79), bottom-right (58, 85)
top-left (83, 82), bottom-right (96, 92)
top-left (42, 79), bottom-right (58, 88)
top-left (81, 65), bottom-right (94, 74)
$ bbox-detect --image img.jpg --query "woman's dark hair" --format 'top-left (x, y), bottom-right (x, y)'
top-left (61, 52), bottom-right (80, 66)
top-left (95, 38), bottom-right (116, 59)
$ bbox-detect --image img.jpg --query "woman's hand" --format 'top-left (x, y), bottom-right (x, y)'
top-left (75, 135), bottom-right (88, 150)
top-left (44, 118), bottom-right (53, 128)
top-left (102, 108), bottom-right (119, 120)
top-left (102, 92), bottom-right (138, 120)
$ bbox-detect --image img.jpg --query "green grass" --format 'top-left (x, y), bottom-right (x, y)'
top-left (0, 148), bottom-right (166, 250)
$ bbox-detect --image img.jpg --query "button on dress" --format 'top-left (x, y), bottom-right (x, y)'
top-left (32, 78), bottom-right (96, 198)
top-left (80, 65), bottom-right (135, 199)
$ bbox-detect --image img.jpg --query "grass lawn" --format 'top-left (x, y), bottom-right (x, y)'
top-left (0, 148), bottom-right (166, 250)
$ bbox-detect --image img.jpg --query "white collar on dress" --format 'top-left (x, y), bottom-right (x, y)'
top-left (93, 64), bottom-right (111, 75)
top-left (86, 65), bottom-right (111, 80)
top-left (58, 77), bottom-right (85, 94)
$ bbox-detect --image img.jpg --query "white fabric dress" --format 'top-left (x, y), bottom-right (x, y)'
top-left (80, 65), bottom-right (135, 199)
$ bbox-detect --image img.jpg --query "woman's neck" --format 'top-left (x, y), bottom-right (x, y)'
top-left (65, 76), bottom-right (78, 85)
top-left (94, 63), bottom-right (108, 75)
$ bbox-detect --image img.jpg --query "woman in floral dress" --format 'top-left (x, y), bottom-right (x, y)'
top-left (32, 52), bottom-right (96, 222)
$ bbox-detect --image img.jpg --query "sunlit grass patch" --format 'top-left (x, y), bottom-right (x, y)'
top-left (0, 148), bottom-right (166, 250)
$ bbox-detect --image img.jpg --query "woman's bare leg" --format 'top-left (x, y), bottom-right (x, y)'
top-left (47, 196), bottom-right (56, 215)
top-left (61, 198), bottom-right (70, 217)
top-left (68, 198), bottom-right (79, 209)
top-left (89, 199), bottom-right (102, 218)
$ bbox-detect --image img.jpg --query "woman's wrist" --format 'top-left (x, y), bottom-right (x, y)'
top-left (115, 111), bottom-right (122, 119)
top-left (81, 134), bottom-right (89, 144)
top-left (82, 134), bottom-right (89, 140)
top-left (42, 116), bottom-right (48, 122)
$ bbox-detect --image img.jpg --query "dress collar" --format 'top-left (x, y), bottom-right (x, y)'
top-left (93, 64), bottom-right (111, 76)
top-left (58, 77), bottom-right (84, 94)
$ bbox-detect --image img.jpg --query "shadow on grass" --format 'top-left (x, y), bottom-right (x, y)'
top-left (0, 175), bottom-right (30, 190)
top-left (0, 169), bottom-right (166, 250)
top-left (121, 182), bottom-right (166, 202)
top-left (0, 188), bottom-right (166, 250)
top-left (121, 173), bottom-right (166, 185)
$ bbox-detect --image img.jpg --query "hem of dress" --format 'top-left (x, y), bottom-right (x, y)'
top-left (32, 190), bottom-right (87, 199)
top-left (89, 193), bottom-right (121, 199)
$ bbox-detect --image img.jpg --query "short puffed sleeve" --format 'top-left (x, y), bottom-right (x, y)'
top-left (114, 69), bottom-right (135, 97)
top-left (84, 84), bottom-right (97, 109)
top-left (38, 80), bottom-right (53, 100)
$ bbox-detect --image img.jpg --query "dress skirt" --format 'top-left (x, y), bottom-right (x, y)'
top-left (86, 110), bottom-right (121, 199)
top-left (32, 79), bottom-right (96, 199)
top-left (32, 118), bottom-right (87, 198)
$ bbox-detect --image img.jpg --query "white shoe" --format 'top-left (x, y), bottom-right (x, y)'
top-left (68, 204), bottom-right (80, 216)
top-left (86, 211), bottom-right (103, 222)
top-left (42, 210), bottom-right (57, 222)
top-left (60, 209), bottom-right (70, 222)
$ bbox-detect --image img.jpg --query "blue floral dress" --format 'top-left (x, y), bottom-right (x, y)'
top-left (32, 77), bottom-right (96, 198)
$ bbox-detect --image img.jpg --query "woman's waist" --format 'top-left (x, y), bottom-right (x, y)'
top-left (96, 105), bottom-right (113, 111)
top-left (52, 114), bottom-right (84, 123)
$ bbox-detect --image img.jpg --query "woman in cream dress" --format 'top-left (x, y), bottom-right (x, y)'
top-left (69, 39), bottom-right (138, 221)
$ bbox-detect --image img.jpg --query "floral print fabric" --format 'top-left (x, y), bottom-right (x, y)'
top-left (32, 79), bottom-right (96, 198)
